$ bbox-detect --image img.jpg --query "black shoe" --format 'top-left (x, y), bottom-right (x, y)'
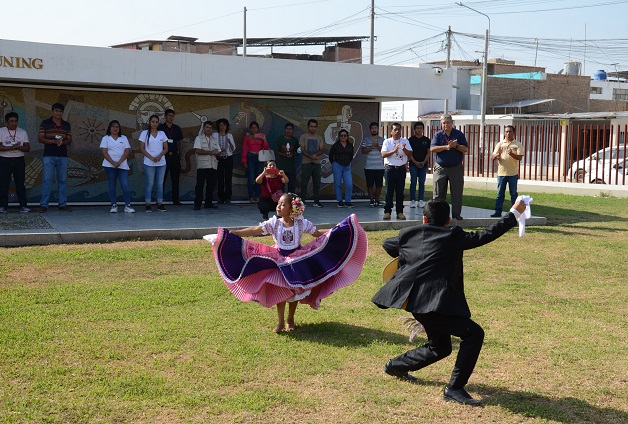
top-left (194, 205), bottom-right (201, 211)
top-left (490, 211), bottom-right (502, 217)
top-left (443, 386), bottom-right (481, 406)
top-left (145, 205), bottom-right (152, 213)
top-left (337, 201), bottom-right (345, 208)
top-left (313, 202), bottom-right (323, 208)
top-left (369, 199), bottom-right (375, 207)
top-left (157, 204), bottom-right (167, 212)
top-left (204, 204), bottom-right (218, 209)
top-left (384, 360), bottom-right (418, 384)
top-left (345, 202), bottom-right (354, 208)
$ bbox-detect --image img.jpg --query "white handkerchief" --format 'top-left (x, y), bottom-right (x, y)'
top-left (513, 195), bottom-right (533, 237)
top-left (203, 234), bottom-right (218, 244)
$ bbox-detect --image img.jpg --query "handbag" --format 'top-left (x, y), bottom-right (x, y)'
top-left (258, 149), bottom-right (275, 162)
top-left (266, 179), bottom-right (283, 202)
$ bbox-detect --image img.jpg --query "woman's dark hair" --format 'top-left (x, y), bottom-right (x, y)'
top-left (249, 121), bottom-right (259, 130)
top-left (106, 120), bottom-right (122, 136)
top-left (216, 118), bottom-right (230, 132)
top-left (145, 114), bottom-right (160, 144)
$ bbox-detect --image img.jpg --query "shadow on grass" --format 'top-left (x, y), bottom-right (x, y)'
top-left (472, 384), bottom-right (627, 423)
top-left (282, 321), bottom-right (414, 347)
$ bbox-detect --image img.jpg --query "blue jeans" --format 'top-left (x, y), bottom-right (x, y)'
top-left (247, 153), bottom-right (263, 198)
top-left (332, 162), bottom-right (352, 203)
top-left (143, 164), bottom-right (166, 203)
top-left (40, 156), bottom-right (68, 207)
top-left (495, 175), bottom-right (518, 212)
top-left (409, 163), bottom-right (427, 202)
top-left (104, 166), bottom-right (131, 206)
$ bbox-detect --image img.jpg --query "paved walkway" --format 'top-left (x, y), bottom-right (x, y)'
top-left (0, 200), bottom-right (546, 247)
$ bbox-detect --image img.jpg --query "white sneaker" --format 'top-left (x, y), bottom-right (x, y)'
top-left (19, 206), bottom-right (31, 213)
top-left (124, 206), bottom-right (135, 213)
top-left (418, 200), bottom-right (425, 208)
top-left (110, 205), bottom-right (118, 213)
top-left (410, 201), bottom-right (416, 208)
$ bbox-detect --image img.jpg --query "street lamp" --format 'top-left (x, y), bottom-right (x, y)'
top-left (456, 2), bottom-right (490, 174)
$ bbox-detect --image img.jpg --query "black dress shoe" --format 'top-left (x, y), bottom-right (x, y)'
top-left (204, 204), bottom-right (218, 209)
top-left (384, 360), bottom-right (418, 384)
top-left (443, 386), bottom-right (481, 406)
top-left (490, 211), bottom-right (502, 217)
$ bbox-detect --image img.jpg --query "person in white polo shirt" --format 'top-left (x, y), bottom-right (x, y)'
top-left (0, 112), bottom-right (31, 213)
top-left (381, 122), bottom-right (412, 220)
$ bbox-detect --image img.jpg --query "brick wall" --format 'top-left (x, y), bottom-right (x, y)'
top-left (486, 74), bottom-right (590, 114)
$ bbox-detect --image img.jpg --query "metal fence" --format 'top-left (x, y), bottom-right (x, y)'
top-left (382, 122), bottom-right (627, 186)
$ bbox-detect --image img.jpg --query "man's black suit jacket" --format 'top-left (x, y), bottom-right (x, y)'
top-left (372, 214), bottom-right (517, 318)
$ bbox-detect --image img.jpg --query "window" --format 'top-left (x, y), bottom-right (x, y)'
top-left (613, 88), bottom-right (628, 101)
top-left (590, 87), bottom-right (602, 94)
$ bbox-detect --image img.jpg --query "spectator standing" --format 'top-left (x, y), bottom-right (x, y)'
top-left (361, 122), bottom-right (385, 207)
top-left (328, 128), bottom-right (354, 208)
top-left (274, 123), bottom-right (299, 193)
top-left (242, 121), bottom-right (269, 203)
top-left (100, 120), bottom-right (134, 213)
top-left (299, 119), bottom-right (324, 207)
top-left (38, 103), bottom-right (73, 212)
top-left (408, 121), bottom-right (431, 209)
top-left (381, 123), bottom-right (412, 220)
top-left (193, 121), bottom-right (220, 210)
top-left (430, 114), bottom-right (468, 220)
top-left (490, 125), bottom-right (524, 217)
top-left (158, 109), bottom-right (184, 205)
top-left (215, 118), bottom-right (236, 204)
top-left (0, 112), bottom-right (30, 213)
top-left (139, 114), bottom-right (168, 212)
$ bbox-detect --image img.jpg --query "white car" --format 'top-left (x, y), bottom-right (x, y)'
top-left (587, 159), bottom-right (627, 185)
top-left (568, 147), bottom-right (627, 183)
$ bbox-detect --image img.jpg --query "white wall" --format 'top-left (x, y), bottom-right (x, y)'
top-left (1, 39), bottom-right (455, 102)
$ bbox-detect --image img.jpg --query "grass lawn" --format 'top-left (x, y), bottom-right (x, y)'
top-left (0, 188), bottom-right (626, 423)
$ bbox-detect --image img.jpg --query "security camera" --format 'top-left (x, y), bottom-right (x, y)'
top-left (433, 67), bottom-right (443, 75)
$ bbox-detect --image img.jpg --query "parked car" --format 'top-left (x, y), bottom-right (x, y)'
top-left (568, 147), bottom-right (627, 183)
top-left (587, 159), bottom-right (627, 185)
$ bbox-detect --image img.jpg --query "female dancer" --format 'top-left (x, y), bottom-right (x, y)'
top-left (100, 120), bottom-right (134, 213)
top-left (139, 115), bottom-right (168, 212)
top-left (207, 193), bottom-right (367, 333)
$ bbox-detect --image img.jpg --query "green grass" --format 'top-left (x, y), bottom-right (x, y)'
top-left (1, 188), bottom-right (627, 423)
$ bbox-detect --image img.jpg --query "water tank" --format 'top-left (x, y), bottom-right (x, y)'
top-left (593, 70), bottom-right (607, 80)
top-left (564, 61), bottom-right (581, 76)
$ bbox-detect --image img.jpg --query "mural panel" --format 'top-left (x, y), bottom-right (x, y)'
top-left (0, 86), bottom-right (379, 203)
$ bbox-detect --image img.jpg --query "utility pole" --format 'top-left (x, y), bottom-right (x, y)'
top-left (370, 0), bottom-right (375, 64)
top-left (243, 7), bottom-right (247, 57)
top-left (443, 26), bottom-right (452, 114)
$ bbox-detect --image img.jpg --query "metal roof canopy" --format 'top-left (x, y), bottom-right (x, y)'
top-left (212, 36), bottom-right (370, 47)
top-left (492, 98), bottom-right (555, 114)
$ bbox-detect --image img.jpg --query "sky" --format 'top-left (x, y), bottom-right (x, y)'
top-left (3, 0), bottom-right (628, 76)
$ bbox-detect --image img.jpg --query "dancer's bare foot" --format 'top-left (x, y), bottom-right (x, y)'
top-left (273, 322), bottom-right (284, 333)
top-left (285, 320), bottom-right (296, 332)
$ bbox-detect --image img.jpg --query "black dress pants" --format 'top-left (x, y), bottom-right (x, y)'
top-left (164, 153), bottom-right (181, 203)
top-left (389, 312), bottom-right (484, 390)
top-left (195, 168), bottom-right (216, 207)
